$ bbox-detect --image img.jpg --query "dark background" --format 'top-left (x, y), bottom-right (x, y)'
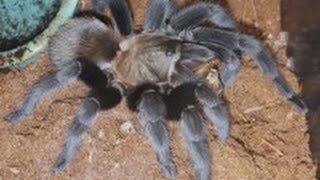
top-left (282, 0), bottom-right (320, 178)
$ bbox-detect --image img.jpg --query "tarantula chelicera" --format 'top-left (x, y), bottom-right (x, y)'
top-left (5, 0), bottom-right (307, 179)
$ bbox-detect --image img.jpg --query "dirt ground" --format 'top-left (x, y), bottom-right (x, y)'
top-left (0, 0), bottom-right (316, 180)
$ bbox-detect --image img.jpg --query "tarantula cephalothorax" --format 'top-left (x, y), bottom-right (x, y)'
top-left (5, 0), bottom-right (307, 179)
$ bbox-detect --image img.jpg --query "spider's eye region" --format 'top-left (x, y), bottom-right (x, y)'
top-left (164, 18), bottom-right (170, 25)
top-left (165, 50), bottom-right (175, 57)
top-left (164, 41), bottom-right (179, 57)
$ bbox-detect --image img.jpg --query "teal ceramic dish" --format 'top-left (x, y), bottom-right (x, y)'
top-left (0, 0), bottom-right (78, 70)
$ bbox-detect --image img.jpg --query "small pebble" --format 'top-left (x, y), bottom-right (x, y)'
top-left (120, 121), bottom-right (136, 134)
top-left (286, 111), bottom-right (294, 120)
top-left (98, 130), bottom-right (105, 139)
top-left (286, 57), bottom-right (295, 72)
top-left (9, 167), bottom-right (20, 174)
top-left (115, 140), bottom-right (121, 145)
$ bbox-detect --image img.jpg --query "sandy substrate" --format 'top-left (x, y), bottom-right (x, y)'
top-left (0, 0), bottom-right (316, 179)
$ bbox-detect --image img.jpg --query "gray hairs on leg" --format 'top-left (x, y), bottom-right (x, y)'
top-left (179, 28), bottom-right (241, 87)
top-left (137, 90), bottom-right (176, 178)
top-left (195, 84), bottom-right (231, 141)
top-left (169, 3), bottom-right (236, 32)
top-left (143, 0), bottom-right (176, 32)
top-left (239, 35), bottom-right (308, 113)
top-left (181, 106), bottom-right (211, 180)
top-left (53, 98), bottom-right (100, 173)
top-left (5, 61), bottom-right (81, 123)
top-left (204, 43), bottom-right (241, 87)
top-left (92, 0), bottom-right (133, 36)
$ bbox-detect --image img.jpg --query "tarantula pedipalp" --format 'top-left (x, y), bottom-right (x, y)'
top-left (5, 0), bottom-right (307, 180)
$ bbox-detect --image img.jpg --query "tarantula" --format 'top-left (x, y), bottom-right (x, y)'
top-left (5, 0), bottom-right (307, 179)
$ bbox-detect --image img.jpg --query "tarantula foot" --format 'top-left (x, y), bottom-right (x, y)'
top-left (5, 109), bottom-right (28, 123)
top-left (288, 96), bottom-right (308, 114)
top-left (52, 157), bottom-right (68, 174)
top-left (162, 163), bottom-right (177, 179)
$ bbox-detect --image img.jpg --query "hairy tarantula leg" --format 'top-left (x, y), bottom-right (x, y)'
top-left (181, 106), bottom-right (211, 180)
top-left (195, 84), bottom-right (230, 140)
top-left (204, 43), bottom-right (241, 87)
top-left (137, 90), bottom-right (176, 178)
top-left (187, 27), bottom-right (244, 85)
top-left (53, 86), bottom-right (122, 173)
top-left (168, 3), bottom-right (236, 33)
top-left (5, 61), bottom-right (81, 123)
top-left (177, 41), bottom-right (240, 87)
top-left (168, 42), bottom-right (217, 87)
top-left (190, 27), bottom-right (239, 50)
top-left (180, 43), bottom-right (217, 62)
top-left (169, 62), bottom-right (202, 87)
top-left (53, 98), bottom-right (100, 173)
top-left (189, 27), bottom-right (307, 112)
top-left (143, 0), bottom-right (176, 32)
top-left (239, 35), bottom-right (308, 113)
top-left (92, 0), bottom-right (133, 36)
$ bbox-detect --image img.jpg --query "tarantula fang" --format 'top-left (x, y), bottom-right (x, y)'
top-left (5, 0), bottom-right (307, 180)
